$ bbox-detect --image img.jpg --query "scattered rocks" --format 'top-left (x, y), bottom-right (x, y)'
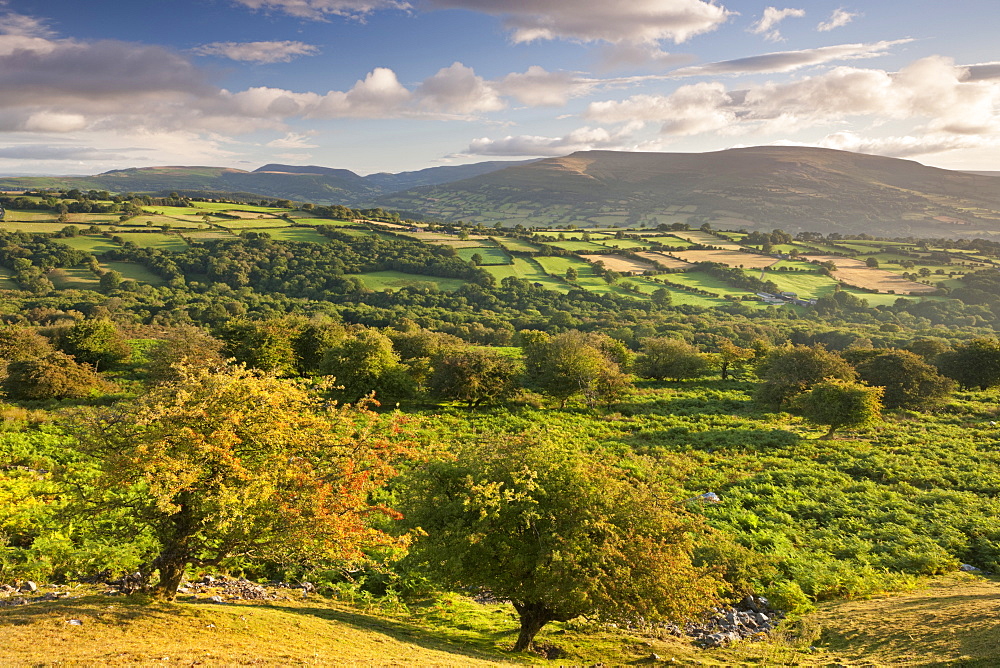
top-left (687, 596), bottom-right (785, 648)
top-left (19, 581), bottom-right (37, 593)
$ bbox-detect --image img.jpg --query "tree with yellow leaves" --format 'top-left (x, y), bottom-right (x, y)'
top-left (74, 367), bottom-right (413, 599)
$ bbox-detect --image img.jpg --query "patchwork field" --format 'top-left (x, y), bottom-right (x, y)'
top-left (673, 249), bottom-right (779, 268)
top-left (634, 251), bottom-right (692, 269)
top-left (114, 233), bottom-right (188, 250)
top-left (579, 254), bottom-right (654, 274)
top-left (457, 246), bottom-right (510, 265)
top-left (803, 254), bottom-right (938, 294)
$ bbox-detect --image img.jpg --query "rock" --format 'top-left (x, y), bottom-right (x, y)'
top-left (66, 619), bottom-right (83, 625)
top-left (649, 653), bottom-right (661, 661)
top-left (959, 564), bottom-right (981, 572)
top-left (202, 575), bottom-right (215, 585)
top-left (209, 595), bottom-right (225, 603)
top-left (20, 581), bottom-right (37, 593)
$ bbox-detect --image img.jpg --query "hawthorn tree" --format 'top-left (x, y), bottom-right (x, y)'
top-left (794, 379), bottom-right (883, 439)
top-left (73, 367), bottom-right (413, 599)
top-left (854, 350), bottom-right (955, 410)
top-left (523, 331), bottom-right (632, 408)
top-left (401, 437), bottom-right (720, 652)
top-left (754, 345), bottom-right (856, 408)
top-left (937, 338), bottom-right (1000, 390)
top-left (634, 337), bottom-right (710, 381)
top-left (428, 348), bottom-right (522, 407)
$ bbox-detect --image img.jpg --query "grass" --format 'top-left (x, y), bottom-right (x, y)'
top-left (484, 258), bottom-right (570, 293)
top-left (215, 218), bottom-right (294, 229)
top-left (102, 261), bottom-right (167, 285)
top-left (350, 271), bottom-right (469, 292)
top-left (0, 266), bottom-right (17, 290)
top-left (457, 247), bottom-right (511, 265)
top-left (0, 590), bottom-right (514, 666)
top-left (49, 267), bottom-right (99, 290)
top-left (810, 574), bottom-right (1000, 666)
top-left (56, 235), bottom-right (121, 254)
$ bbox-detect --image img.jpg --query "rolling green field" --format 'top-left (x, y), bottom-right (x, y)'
top-left (102, 261), bottom-right (167, 285)
top-left (214, 218), bottom-right (293, 229)
top-left (457, 246), bottom-right (510, 265)
top-left (483, 257), bottom-right (570, 292)
top-left (56, 235), bottom-right (122, 254)
top-left (494, 237), bottom-right (543, 252)
top-left (48, 267), bottom-right (99, 290)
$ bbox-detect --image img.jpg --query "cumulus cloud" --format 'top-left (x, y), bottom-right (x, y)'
top-left (586, 56), bottom-right (1000, 141)
top-left (670, 40), bottom-right (911, 77)
top-left (231, 0), bottom-right (410, 20)
top-left (416, 62), bottom-right (503, 114)
top-left (465, 126), bottom-right (632, 156)
top-left (496, 66), bottom-right (588, 106)
top-left (817, 8), bottom-right (858, 32)
top-left (427, 0), bottom-right (732, 44)
top-left (192, 40), bottom-right (320, 63)
top-left (749, 7), bottom-right (805, 42)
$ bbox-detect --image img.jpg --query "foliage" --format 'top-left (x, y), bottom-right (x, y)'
top-left (937, 338), bottom-right (1000, 390)
top-left (146, 325), bottom-right (228, 383)
top-left (72, 367), bottom-right (413, 598)
top-left (793, 378), bottom-right (883, 439)
top-left (428, 348), bottom-right (522, 407)
top-left (853, 349), bottom-right (955, 410)
top-left (321, 329), bottom-right (416, 404)
top-left (634, 337), bottom-right (711, 381)
top-left (216, 317), bottom-right (298, 375)
top-left (754, 345), bottom-right (856, 408)
top-left (55, 318), bottom-right (132, 370)
top-left (401, 436), bottom-right (721, 651)
top-left (4, 351), bottom-right (105, 400)
top-left (523, 331), bottom-right (632, 408)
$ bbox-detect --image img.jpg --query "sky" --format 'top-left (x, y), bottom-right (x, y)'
top-left (1, 0), bottom-right (999, 175)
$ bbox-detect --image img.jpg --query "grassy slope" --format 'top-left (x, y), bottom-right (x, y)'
top-left (4, 575), bottom-right (998, 665)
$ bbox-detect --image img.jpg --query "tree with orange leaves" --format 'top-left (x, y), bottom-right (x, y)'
top-left (74, 366), bottom-right (413, 599)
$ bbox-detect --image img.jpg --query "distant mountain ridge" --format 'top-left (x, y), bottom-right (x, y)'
top-left (2, 147), bottom-right (1000, 237)
top-left (0, 159), bottom-right (536, 206)
top-left (379, 147), bottom-right (1000, 237)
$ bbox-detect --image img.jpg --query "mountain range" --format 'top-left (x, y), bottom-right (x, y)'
top-left (3, 147), bottom-right (999, 237)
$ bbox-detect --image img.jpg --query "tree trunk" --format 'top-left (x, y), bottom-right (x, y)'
top-left (819, 425), bottom-right (837, 440)
top-left (512, 601), bottom-right (555, 652)
top-left (151, 549), bottom-right (188, 600)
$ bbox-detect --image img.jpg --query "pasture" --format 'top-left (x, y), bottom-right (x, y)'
top-left (803, 254), bottom-right (938, 294)
top-left (673, 249), bottom-right (778, 268)
top-left (114, 233), bottom-right (188, 251)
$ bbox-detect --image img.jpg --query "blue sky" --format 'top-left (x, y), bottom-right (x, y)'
top-left (1, 0), bottom-right (999, 175)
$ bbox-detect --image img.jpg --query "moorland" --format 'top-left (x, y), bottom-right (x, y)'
top-left (2, 154), bottom-right (1000, 665)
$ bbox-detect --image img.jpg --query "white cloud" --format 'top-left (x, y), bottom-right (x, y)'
top-left (670, 40), bottom-right (911, 77)
top-left (427, 0), bottom-right (733, 44)
top-left (465, 126), bottom-right (632, 156)
top-left (231, 0), bottom-right (410, 20)
top-left (496, 66), bottom-right (586, 107)
top-left (817, 8), bottom-right (858, 32)
top-left (193, 41), bottom-right (320, 64)
top-left (314, 67), bottom-right (412, 117)
top-left (809, 131), bottom-right (997, 157)
top-left (586, 56), bottom-right (1000, 142)
top-left (586, 82), bottom-right (736, 135)
top-left (749, 7), bottom-right (805, 42)
top-left (266, 132), bottom-right (319, 148)
top-left (416, 62), bottom-right (504, 114)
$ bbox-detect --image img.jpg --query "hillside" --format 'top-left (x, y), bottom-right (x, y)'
top-left (379, 147), bottom-right (1000, 237)
top-left (0, 160), bottom-right (532, 206)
